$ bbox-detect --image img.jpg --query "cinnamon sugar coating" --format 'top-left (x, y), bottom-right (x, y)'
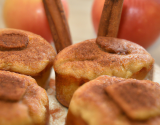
top-left (54, 37), bottom-right (154, 107)
top-left (54, 37), bottom-right (153, 79)
top-left (0, 28), bottom-right (56, 76)
top-left (0, 70), bottom-right (49, 125)
top-left (66, 75), bottom-right (160, 125)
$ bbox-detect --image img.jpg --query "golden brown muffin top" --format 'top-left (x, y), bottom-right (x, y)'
top-left (0, 28), bottom-right (56, 76)
top-left (0, 70), bottom-right (49, 125)
top-left (69, 75), bottom-right (160, 125)
top-left (54, 37), bottom-right (154, 80)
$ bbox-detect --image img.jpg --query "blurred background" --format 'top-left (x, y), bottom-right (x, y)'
top-left (0, 0), bottom-right (160, 65)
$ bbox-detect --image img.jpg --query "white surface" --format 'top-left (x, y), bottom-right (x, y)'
top-left (47, 87), bottom-right (67, 125)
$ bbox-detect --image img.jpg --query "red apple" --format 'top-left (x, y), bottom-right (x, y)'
top-left (3, 0), bottom-right (69, 43)
top-left (92, 0), bottom-right (160, 48)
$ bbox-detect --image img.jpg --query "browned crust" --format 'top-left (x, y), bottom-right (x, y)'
top-left (0, 28), bottom-right (56, 76)
top-left (0, 70), bottom-right (49, 125)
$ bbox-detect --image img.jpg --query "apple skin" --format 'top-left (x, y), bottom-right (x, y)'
top-left (92, 0), bottom-right (160, 48)
top-left (3, 0), bottom-right (69, 43)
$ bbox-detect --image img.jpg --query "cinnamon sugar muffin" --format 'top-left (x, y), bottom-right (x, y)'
top-left (66, 75), bottom-right (160, 125)
top-left (54, 37), bottom-right (154, 107)
top-left (0, 70), bottom-right (49, 125)
top-left (0, 28), bottom-right (56, 89)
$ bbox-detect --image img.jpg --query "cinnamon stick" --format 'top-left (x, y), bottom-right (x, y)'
top-left (43, 0), bottom-right (72, 53)
top-left (97, 0), bottom-right (124, 38)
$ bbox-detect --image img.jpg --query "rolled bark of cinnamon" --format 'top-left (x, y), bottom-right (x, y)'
top-left (97, 0), bottom-right (124, 38)
top-left (43, 0), bottom-right (72, 53)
